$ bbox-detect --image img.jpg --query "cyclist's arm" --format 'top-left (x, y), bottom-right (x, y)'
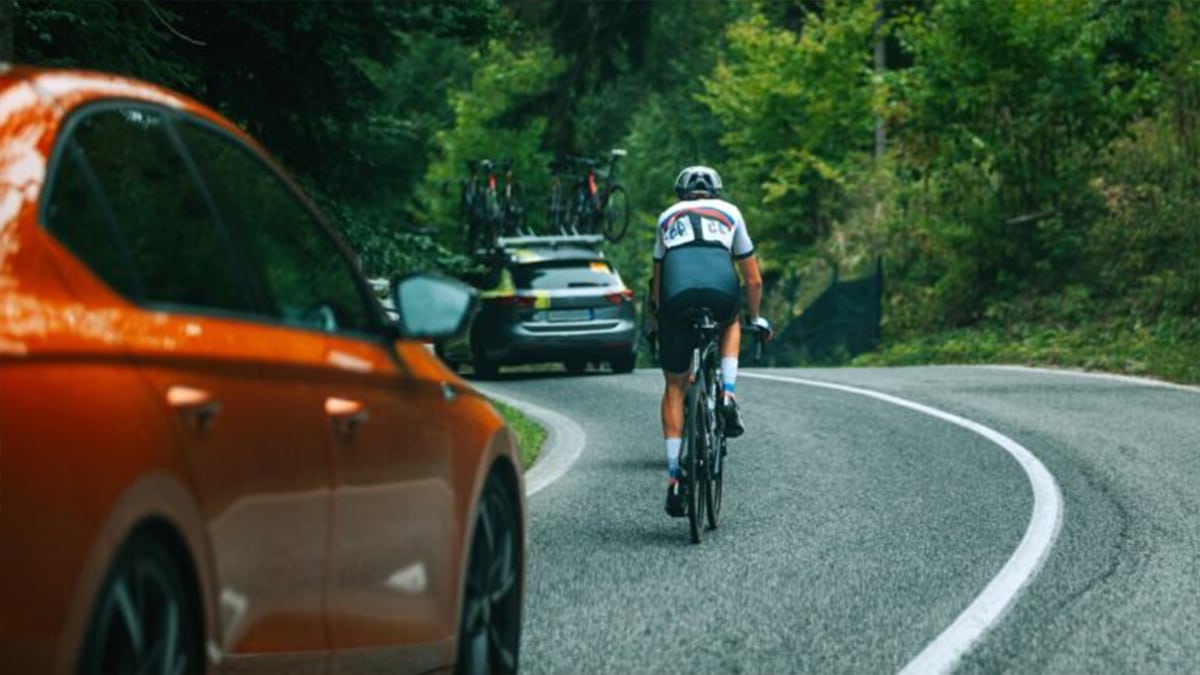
top-left (736, 255), bottom-right (764, 321)
top-left (650, 261), bottom-right (662, 330)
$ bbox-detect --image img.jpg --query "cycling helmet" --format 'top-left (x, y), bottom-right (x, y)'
top-left (674, 165), bottom-right (722, 198)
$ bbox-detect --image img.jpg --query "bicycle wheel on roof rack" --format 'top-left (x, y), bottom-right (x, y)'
top-left (601, 184), bottom-right (630, 242)
top-left (504, 182), bottom-right (529, 236)
top-left (565, 186), bottom-right (589, 235)
top-left (547, 178), bottom-right (566, 234)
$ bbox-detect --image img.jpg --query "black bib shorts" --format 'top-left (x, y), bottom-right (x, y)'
top-left (658, 244), bottom-right (740, 374)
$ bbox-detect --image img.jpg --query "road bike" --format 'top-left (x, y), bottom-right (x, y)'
top-left (500, 157), bottom-right (530, 237)
top-left (547, 157), bottom-right (571, 235)
top-left (563, 149), bottom-right (630, 242)
top-left (460, 159), bottom-right (483, 252)
top-left (461, 158), bottom-right (505, 252)
top-left (677, 311), bottom-right (766, 543)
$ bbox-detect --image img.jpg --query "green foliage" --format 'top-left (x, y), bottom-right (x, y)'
top-left (856, 315), bottom-right (1200, 384)
top-left (892, 0), bottom-right (1125, 305)
top-left (699, 2), bottom-right (882, 267)
top-left (14, 0), bottom-right (1199, 383)
top-left (15, 0), bottom-right (195, 86)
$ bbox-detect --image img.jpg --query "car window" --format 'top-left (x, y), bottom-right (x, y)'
top-left (512, 260), bottom-right (619, 290)
top-left (43, 144), bottom-right (139, 299)
top-left (176, 119), bottom-right (374, 334)
top-left (44, 106), bottom-right (252, 313)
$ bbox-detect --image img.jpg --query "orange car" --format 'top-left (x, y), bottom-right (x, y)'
top-left (0, 65), bottom-right (525, 674)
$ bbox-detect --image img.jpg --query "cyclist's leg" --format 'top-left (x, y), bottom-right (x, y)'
top-left (659, 315), bottom-right (692, 475)
top-left (661, 372), bottom-right (688, 471)
top-left (719, 319), bottom-right (741, 391)
top-left (710, 290), bottom-right (745, 437)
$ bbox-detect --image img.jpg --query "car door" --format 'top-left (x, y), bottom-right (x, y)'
top-left (317, 331), bottom-right (460, 672)
top-left (43, 104), bottom-right (334, 660)
top-left (170, 117), bottom-right (460, 669)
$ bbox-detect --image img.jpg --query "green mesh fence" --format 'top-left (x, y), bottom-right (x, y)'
top-left (753, 257), bottom-right (883, 365)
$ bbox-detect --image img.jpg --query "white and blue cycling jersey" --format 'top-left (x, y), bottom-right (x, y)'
top-left (653, 198), bottom-right (755, 262)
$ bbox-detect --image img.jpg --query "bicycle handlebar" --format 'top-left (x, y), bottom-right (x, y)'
top-left (742, 320), bottom-right (769, 363)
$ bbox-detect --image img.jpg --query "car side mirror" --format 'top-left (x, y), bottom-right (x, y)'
top-left (391, 273), bottom-right (478, 340)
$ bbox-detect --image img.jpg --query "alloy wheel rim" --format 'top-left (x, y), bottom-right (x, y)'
top-left (89, 557), bottom-right (190, 675)
top-left (462, 485), bottom-right (519, 675)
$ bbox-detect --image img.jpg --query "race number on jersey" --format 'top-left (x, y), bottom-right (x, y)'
top-left (661, 209), bottom-right (736, 251)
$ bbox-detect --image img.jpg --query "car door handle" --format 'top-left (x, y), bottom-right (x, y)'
top-left (166, 385), bottom-right (222, 431)
top-left (325, 397), bottom-right (369, 434)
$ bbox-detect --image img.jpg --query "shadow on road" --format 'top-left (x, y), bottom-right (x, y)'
top-left (593, 456), bottom-right (663, 473)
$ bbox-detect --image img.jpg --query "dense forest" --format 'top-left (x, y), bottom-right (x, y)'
top-left (7, 0), bottom-right (1198, 382)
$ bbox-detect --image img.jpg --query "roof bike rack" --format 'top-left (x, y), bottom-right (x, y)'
top-left (495, 234), bottom-right (605, 249)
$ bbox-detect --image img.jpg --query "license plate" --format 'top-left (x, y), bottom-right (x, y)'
top-left (548, 309), bottom-right (592, 322)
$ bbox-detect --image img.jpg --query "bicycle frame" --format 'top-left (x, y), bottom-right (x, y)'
top-left (599, 149), bottom-right (624, 206)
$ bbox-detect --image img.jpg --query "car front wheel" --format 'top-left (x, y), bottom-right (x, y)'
top-left (456, 473), bottom-right (521, 675)
top-left (610, 350), bottom-right (636, 374)
top-left (78, 531), bottom-right (202, 675)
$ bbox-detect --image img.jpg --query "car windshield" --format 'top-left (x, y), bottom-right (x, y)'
top-left (512, 260), bottom-right (618, 290)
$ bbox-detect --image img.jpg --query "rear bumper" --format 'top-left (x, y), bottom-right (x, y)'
top-left (474, 310), bottom-right (637, 365)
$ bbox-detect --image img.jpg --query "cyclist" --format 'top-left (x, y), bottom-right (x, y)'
top-left (649, 165), bottom-right (773, 517)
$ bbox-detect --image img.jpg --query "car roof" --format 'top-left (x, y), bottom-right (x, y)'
top-left (1, 65), bottom-right (271, 164)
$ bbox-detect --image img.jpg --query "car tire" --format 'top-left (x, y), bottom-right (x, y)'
top-left (456, 473), bottom-right (521, 675)
top-left (78, 531), bottom-right (202, 675)
top-left (471, 335), bottom-right (499, 380)
top-left (435, 342), bottom-right (461, 373)
top-left (473, 357), bottom-right (499, 380)
top-left (610, 351), bottom-right (636, 374)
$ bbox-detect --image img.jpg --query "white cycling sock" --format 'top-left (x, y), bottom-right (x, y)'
top-left (721, 357), bottom-right (739, 395)
top-left (665, 437), bottom-right (682, 477)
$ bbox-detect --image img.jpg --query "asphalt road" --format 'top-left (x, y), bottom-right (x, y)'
top-left (477, 365), bottom-right (1200, 674)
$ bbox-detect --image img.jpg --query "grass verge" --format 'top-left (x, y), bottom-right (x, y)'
top-left (854, 317), bottom-right (1200, 384)
top-left (490, 399), bottom-right (546, 470)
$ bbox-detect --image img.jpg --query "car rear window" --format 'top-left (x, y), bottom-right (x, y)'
top-left (512, 260), bottom-right (618, 290)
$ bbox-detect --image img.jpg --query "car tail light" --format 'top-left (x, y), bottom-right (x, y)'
top-left (492, 294), bottom-right (537, 308)
top-left (605, 289), bottom-right (634, 304)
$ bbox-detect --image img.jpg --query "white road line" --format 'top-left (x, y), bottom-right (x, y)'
top-left (476, 388), bottom-right (587, 497)
top-left (741, 371), bottom-right (1064, 675)
top-left (977, 364), bottom-right (1200, 393)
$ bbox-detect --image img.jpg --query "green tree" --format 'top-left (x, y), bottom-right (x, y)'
top-left (891, 0), bottom-right (1121, 318)
top-left (698, 1), bottom-right (882, 267)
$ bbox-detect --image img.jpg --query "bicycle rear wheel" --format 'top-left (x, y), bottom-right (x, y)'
top-left (504, 183), bottom-right (528, 236)
top-left (601, 184), bottom-right (630, 242)
top-left (684, 388), bottom-right (705, 544)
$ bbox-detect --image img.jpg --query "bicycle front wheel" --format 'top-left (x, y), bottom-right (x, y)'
top-left (504, 183), bottom-right (528, 236)
top-left (566, 187), bottom-right (591, 235)
top-left (547, 183), bottom-right (564, 234)
top-left (601, 184), bottom-right (630, 242)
